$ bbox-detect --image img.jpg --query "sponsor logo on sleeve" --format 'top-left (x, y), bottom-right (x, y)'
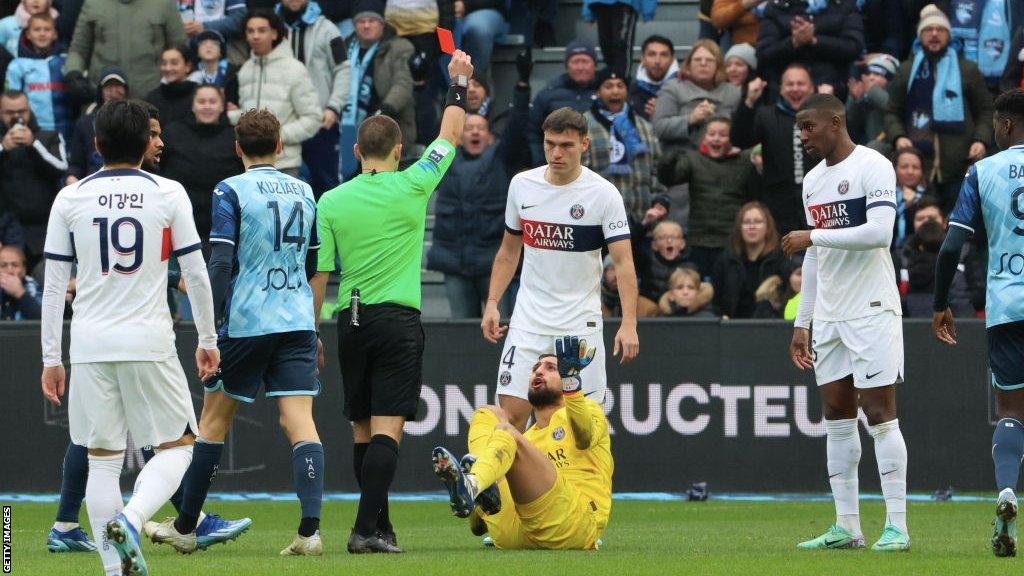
top-left (427, 145), bottom-right (448, 165)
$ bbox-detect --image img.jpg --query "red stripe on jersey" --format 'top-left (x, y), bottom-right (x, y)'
top-left (161, 227), bottom-right (172, 261)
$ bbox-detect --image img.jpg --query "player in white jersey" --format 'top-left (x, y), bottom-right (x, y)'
top-left (39, 100), bottom-right (219, 576)
top-left (481, 107), bottom-right (640, 432)
top-left (781, 94), bottom-right (910, 552)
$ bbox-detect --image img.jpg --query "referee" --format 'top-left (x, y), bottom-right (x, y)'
top-left (311, 50), bottom-right (474, 554)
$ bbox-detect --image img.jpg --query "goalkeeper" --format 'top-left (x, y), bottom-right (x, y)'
top-left (431, 337), bottom-right (613, 550)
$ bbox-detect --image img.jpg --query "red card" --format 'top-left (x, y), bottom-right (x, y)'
top-left (437, 27), bottom-right (455, 55)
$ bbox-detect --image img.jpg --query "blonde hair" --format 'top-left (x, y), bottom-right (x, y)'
top-left (652, 220), bottom-right (683, 238)
top-left (683, 39), bottom-right (726, 86)
top-left (669, 267), bottom-right (700, 289)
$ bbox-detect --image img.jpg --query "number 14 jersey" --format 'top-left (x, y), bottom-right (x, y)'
top-left (210, 165), bottom-right (320, 339)
top-left (43, 168), bottom-right (203, 363)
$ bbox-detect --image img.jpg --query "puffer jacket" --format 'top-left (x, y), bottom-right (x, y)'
top-left (65, 0), bottom-right (186, 97)
top-left (756, 0), bottom-right (864, 89)
top-left (228, 40), bottom-right (321, 169)
top-left (278, 0), bottom-right (349, 114)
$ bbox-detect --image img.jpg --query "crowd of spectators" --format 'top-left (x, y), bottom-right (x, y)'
top-left (0, 0), bottom-right (1012, 322)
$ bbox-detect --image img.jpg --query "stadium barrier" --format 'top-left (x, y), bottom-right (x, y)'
top-left (0, 319), bottom-right (994, 493)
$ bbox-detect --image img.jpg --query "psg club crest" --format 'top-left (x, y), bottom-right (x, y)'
top-left (499, 371), bottom-right (512, 387)
top-left (570, 204), bottom-right (585, 220)
top-left (552, 427), bottom-right (565, 441)
top-left (838, 180), bottom-right (849, 195)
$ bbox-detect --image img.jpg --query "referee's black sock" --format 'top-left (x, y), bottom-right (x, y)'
top-left (353, 434), bottom-right (399, 537)
top-left (354, 441), bottom-right (394, 535)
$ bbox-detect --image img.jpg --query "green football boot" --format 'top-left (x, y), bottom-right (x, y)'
top-left (871, 524), bottom-right (911, 552)
top-left (797, 524), bottom-right (865, 550)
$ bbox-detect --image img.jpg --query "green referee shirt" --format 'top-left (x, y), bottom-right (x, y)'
top-left (317, 138), bottom-right (457, 311)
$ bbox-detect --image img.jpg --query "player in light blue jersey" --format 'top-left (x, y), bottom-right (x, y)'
top-left (145, 109), bottom-right (327, 557)
top-left (934, 89), bottom-right (1024, 557)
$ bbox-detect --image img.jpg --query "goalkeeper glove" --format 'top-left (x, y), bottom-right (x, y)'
top-left (555, 336), bottom-right (595, 394)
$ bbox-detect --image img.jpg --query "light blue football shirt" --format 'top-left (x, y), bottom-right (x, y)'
top-left (209, 164), bottom-right (319, 338)
top-left (949, 145), bottom-right (1024, 328)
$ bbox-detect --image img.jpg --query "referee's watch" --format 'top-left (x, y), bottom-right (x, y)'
top-left (454, 74), bottom-right (468, 88)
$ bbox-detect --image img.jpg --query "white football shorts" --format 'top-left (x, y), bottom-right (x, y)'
top-left (69, 359), bottom-right (198, 451)
top-left (494, 327), bottom-right (607, 403)
top-left (812, 311), bottom-right (904, 389)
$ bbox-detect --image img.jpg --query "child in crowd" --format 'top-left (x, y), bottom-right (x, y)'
top-left (0, 0), bottom-right (57, 57)
top-left (659, 267), bottom-right (716, 317)
top-left (187, 29), bottom-right (230, 87)
top-left (638, 219), bottom-right (702, 316)
top-left (5, 12), bottom-right (69, 136)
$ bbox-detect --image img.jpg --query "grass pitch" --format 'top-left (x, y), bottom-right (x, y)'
top-left (3, 498), bottom-right (1017, 575)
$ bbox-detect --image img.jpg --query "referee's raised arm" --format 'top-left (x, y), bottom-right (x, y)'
top-left (308, 49), bottom-right (475, 553)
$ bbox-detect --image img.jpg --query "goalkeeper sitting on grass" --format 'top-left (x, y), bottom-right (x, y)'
top-left (432, 336), bottom-right (613, 550)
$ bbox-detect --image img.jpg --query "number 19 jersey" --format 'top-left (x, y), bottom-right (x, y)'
top-left (43, 168), bottom-right (203, 363)
top-left (210, 165), bottom-right (320, 338)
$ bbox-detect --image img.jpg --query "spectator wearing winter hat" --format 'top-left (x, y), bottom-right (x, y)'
top-left (467, 73), bottom-right (511, 137)
top-left (583, 67), bottom-right (665, 226)
top-left (526, 38), bottom-right (597, 166)
top-left (846, 53), bottom-right (897, 149)
top-left (581, 0), bottom-right (655, 76)
top-left (724, 42), bottom-right (757, 88)
top-left (188, 29), bottom-right (231, 86)
top-left (65, 66), bottom-right (127, 184)
top-left (629, 34), bottom-right (678, 122)
top-left (277, 0), bottom-right (349, 196)
top-left (885, 3), bottom-right (993, 211)
top-left (710, 0), bottom-right (761, 46)
top-left (338, 0), bottom-right (415, 179)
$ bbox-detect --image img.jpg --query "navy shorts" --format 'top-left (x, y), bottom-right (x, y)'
top-left (206, 330), bottom-right (320, 403)
top-left (988, 320), bottom-right (1024, 390)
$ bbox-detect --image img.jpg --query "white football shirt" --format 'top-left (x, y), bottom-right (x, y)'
top-left (802, 145), bottom-right (901, 322)
top-left (504, 165), bottom-right (630, 335)
top-left (43, 168), bottom-right (203, 363)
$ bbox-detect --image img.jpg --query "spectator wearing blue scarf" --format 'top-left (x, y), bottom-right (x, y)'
top-left (583, 67), bottom-right (665, 225)
top-left (884, 3), bottom-right (994, 211)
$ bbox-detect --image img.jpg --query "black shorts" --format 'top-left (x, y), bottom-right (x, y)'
top-left (988, 320), bottom-right (1024, 390)
top-left (206, 330), bottom-right (320, 403)
top-left (337, 303), bottom-right (424, 421)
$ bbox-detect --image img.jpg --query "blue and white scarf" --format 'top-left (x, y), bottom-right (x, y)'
top-left (909, 45), bottom-right (965, 131)
top-left (596, 101), bottom-right (647, 175)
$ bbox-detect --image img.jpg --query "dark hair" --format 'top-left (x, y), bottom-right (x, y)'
top-left (0, 244), bottom-right (26, 265)
top-left (913, 195), bottom-right (944, 218)
top-left (892, 146), bottom-right (924, 167)
top-left (235, 109), bottom-right (280, 157)
top-left (916, 220), bottom-right (945, 252)
top-left (192, 84), bottom-right (225, 106)
top-left (798, 93), bottom-right (846, 117)
top-left (782, 61), bottom-right (814, 83)
top-left (995, 88), bottom-right (1024, 121)
top-left (357, 115), bottom-right (402, 160)
top-left (95, 100), bottom-right (151, 164)
top-left (131, 98), bottom-right (159, 121)
top-left (729, 201), bottom-right (780, 258)
top-left (162, 44), bottom-right (194, 67)
top-left (541, 107), bottom-right (588, 138)
top-left (641, 34), bottom-right (674, 55)
top-left (1, 90), bottom-right (26, 102)
top-left (244, 9), bottom-right (288, 48)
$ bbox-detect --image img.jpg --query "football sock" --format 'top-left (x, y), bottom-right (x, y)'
top-left (292, 441), bottom-right (324, 537)
top-left (86, 454), bottom-right (124, 576)
top-left (354, 441), bottom-right (393, 534)
top-left (868, 418), bottom-right (908, 533)
top-left (123, 444), bottom-right (193, 532)
top-left (992, 418), bottom-right (1024, 492)
top-left (466, 427), bottom-right (517, 491)
top-left (175, 438), bottom-right (223, 534)
top-left (826, 418), bottom-right (862, 535)
top-left (56, 443), bottom-right (88, 524)
top-left (468, 407), bottom-right (501, 455)
top-left (143, 445), bottom-right (184, 513)
top-left (353, 434), bottom-right (399, 537)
